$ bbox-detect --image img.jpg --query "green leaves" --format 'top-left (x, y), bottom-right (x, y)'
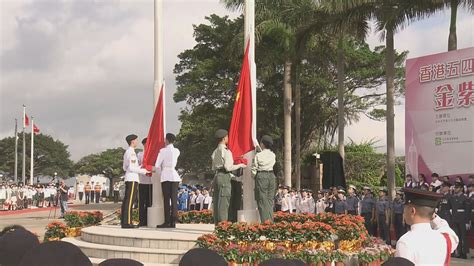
top-left (0, 133), bottom-right (74, 178)
top-left (74, 147), bottom-right (125, 178)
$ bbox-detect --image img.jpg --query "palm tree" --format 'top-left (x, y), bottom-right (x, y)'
top-left (446, 0), bottom-right (473, 51)
top-left (290, 1), bottom-right (370, 167)
top-left (328, 0), bottom-right (444, 198)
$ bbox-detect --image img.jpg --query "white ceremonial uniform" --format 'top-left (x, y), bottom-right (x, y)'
top-left (298, 197), bottom-right (309, 213)
top-left (396, 215), bottom-right (459, 265)
top-left (137, 151), bottom-right (152, 184)
top-left (203, 195), bottom-right (213, 210)
top-left (291, 195), bottom-right (297, 211)
top-left (189, 194), bottom-right (197, 208)
top-left (308, 197), bottom-right (316, 214)
top-left (281, 194), bottom-right (292, 213)
top-left (123, 147), bottom-right (147, 181)
top-left (196, 193), bottom-right (205, 210)
top-left (155, 144), bottom-right (180, 182)
top-left (316, 198), bottom-right (326, 214)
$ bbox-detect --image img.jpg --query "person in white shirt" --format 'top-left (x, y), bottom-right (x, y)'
top-left (308, 191), bottom-right (316, 214)
top-left (27, 187), bottom-right (35, 208)
top-left (121, 134), bottom-right (150, 229)
top-left (281, 186), bottom-right (292, 213)
top-left (137, 138), bottom-right (153, 226)
top-left (316, 191), bottom-right (327, 214)
top-left (189, 190), bottom-right (197, 210)
top-left (50, 186), bottom-right (57, 207)
top-left (396, 188), bottom-right (459, 265)
top-left (0, 184), bottom-right (6, 210)
top-left (429, 173), bottom-right (443, 193)
top-left (202, 188), bottom-right (212, 210)
top-left (155, 133), bottom-right (181, 228)
top-left (297, 190), bottom-right (309, 213)
top-left (43, 186), bottom-right (51, 207)
top-left (195, 189), bottom-right (204, 211)
top-left (77, 182), bottom-right (85, 202)
top-left (290, 190), bottom-right (298, 213)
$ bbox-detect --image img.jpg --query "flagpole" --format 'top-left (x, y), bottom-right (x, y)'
top-left (22, 105), bottom-right (26, 184)
top-left (238, 0), bottom-right (259, 223)
top-left (148, 0), bottom-right (165, 228)
top-left (30, 117), bottom-right (34, 186)
top-left (153, 0), bottom-right (163, 107)
top-left (14, 119), bottom-right (18, 183)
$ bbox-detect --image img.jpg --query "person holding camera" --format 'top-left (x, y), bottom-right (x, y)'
top-left (58, 181), bottom-right (69, 218)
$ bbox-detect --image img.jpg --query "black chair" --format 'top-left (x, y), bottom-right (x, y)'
top-left (259, 258), bottom-right (306, 266)
top-left (99, 258), bottom-right (144, 266)
top-left (179, 248), bottom-right (227, 266)
top-left (19, 241), bottom-right (92, 266)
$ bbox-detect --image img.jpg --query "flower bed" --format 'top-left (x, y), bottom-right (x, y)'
top-left (64, 211), bottom-right (103, 228)
top-left (178, 210), bottom-right (213, 224)
top-left (197, 213), bottom-right (394, 265)
top-left (44, 211), bottom-right (104, 241)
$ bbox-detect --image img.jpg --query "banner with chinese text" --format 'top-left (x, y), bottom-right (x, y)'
top-left (405, 47), bottom-right (474, 182)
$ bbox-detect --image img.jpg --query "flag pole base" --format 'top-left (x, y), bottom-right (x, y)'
top-left (147, 206), bottom-right (164, 227)
top-left (237, 209), bottom-right (259, 223)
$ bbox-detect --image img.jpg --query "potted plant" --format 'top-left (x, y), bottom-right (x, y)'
top-left (44, 221), bottom-right (67, 242)
top-left (64, 212), bottom-right (83, 237)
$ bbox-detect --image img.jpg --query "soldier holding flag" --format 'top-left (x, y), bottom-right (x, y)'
top-left (252, 135), bottom-right (276, 222)
top-left (211, 129), bottom-right (246, 224)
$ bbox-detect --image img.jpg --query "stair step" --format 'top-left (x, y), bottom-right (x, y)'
top-left (80, 225), bottom-right (212, 250)
top-left (63, 237), bottom-right (185, 264)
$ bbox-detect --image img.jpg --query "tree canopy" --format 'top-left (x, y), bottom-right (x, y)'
top-left (173, 14), bottom-right (406, 178)
top-left (74, 147), bottom-right (126, 178)
top-left (0, 134), bottom-right (74, 178)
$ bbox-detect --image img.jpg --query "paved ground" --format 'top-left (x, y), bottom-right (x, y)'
top-left (1, 204), bottom-right (472, 265)
top-left (0, 202), bottom-right (120, 239)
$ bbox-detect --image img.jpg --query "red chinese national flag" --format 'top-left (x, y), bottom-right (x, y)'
top-left (33, 124), bottom-right (40, 134)
top-left (142, 83), bottom-right (166, 172)
top-left (228, 41), bottom-right (256, 163)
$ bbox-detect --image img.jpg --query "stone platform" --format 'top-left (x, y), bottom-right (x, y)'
top-left (62, 224), bottom-right (215, 266)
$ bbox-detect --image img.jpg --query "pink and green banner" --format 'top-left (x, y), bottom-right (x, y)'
top-left (405, 47), bottom-right (474, 182)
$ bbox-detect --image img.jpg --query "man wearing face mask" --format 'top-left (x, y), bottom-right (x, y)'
top-left (396, 188), bottom-right (459, 265)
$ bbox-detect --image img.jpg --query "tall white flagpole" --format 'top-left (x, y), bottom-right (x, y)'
top-left (14, 119), bottom-right (18, 183)
top-left (22, 105), bottom-right (26, 184)
top-left (148, 0), bottom-right (165, 228)
top-left (30, 117), bottom-right (34, 186)
top-left (238, 0), bottom-right (259, 223)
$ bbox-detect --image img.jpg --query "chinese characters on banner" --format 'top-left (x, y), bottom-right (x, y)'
top-left (405, 47), bottom-right (474, 183)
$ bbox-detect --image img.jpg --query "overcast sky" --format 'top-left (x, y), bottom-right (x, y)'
top-left (0, 0), bottom-right (473, 161)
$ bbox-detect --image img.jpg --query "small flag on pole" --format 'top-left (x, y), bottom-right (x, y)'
top-left (33, 124), bottom-right (40, 134)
